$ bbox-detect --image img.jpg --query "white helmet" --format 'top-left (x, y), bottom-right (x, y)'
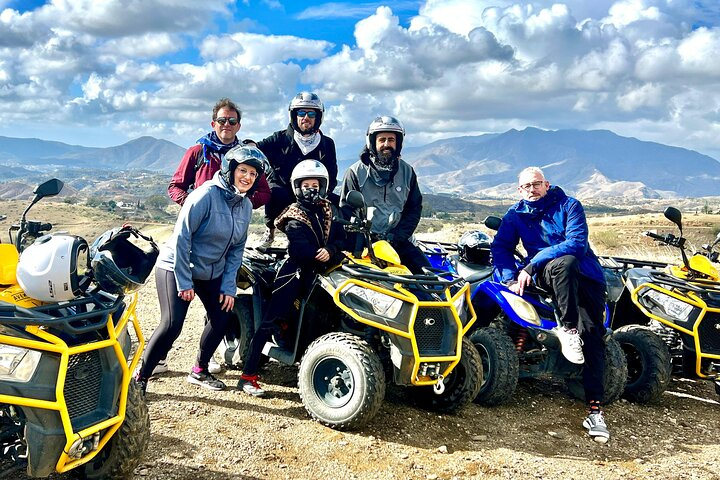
top-left (289, 92), bottom-right (324, 131)
top-left (16, 234), bottom-right (90, 302)
top-left (365, 115), bottom-right (405, 155)
top-left (290, 160), bottom-right (329, 200)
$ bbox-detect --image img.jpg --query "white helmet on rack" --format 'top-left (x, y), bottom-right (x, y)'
top-left (16, 234), bottom-right (90, 302)
top-left (290, 160), bottom-right (329, 204)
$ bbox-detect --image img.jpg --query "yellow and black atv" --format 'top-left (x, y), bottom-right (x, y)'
top-left (0, 179), bottom-right (157, 478)
top-left (605, 206), bottom-right (720, 398)
top-left (227, 190), bottom-right (482, 430)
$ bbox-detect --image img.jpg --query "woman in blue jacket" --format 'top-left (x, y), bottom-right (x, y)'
top-left (135, 145), bottom-right (267, 393)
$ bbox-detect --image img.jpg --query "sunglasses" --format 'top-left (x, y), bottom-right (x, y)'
top-left (296, 110), bottom-right (317, 119)
top-left (215, 117), bottom-right (239, 126)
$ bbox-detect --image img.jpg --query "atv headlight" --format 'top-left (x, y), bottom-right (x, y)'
top-left (0, 344), bottom-right (42, 382)
top-left (639, 289), bottom-right (695, 324)
top-left (342, 285), bottom-right (403, 319)
top-left (500, 291), bottom-right (541, 326)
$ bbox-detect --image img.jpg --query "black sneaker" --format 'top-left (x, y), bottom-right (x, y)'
top-left (187, 369), bottom-right (226, 391)
top-left (134, 376), bottom-right (148, 396)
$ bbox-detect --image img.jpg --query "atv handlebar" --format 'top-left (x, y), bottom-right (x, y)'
top-left (643, 230), bottom-right (686, 249)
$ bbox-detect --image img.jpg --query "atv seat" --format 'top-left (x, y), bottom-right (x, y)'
top-left (455, 261), bottom-right (493, 283)
top-left (0, 244), bottom-right (19, 285)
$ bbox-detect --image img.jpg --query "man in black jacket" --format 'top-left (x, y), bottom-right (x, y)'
top-left (253, 92), bottom-right (338, 249)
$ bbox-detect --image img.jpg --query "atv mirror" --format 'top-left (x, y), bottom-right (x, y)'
top-left (33, 178), bottom-right (64, 199)
top-left (663, 207), bottom-right (682, 231)
top-left (345, 190), bottom-right (365, 211)
top-left (483, 216), bottom-right (502, 231)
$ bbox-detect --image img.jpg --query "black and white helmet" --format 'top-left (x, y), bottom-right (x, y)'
top-left (290, 160), bottom-right (329, 200)
top-left (366, 115), bottom-right (405, 156)
top-left (289, 92), bottom-right (324, 131)
top-left (458, 230), bottom-right (492, 265)
top-left (222, 145), bottom-right (267, 192)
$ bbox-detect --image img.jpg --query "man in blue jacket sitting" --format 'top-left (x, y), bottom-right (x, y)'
top-left (490, 166), bottom-right (610, 443)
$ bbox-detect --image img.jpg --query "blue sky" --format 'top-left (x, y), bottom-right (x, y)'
top-left (2, 0), bottom-right (720, 163)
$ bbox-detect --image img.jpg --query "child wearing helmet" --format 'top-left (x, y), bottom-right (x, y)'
top-left (238, 159), bottom-right (347, 397)
top-left (135, 145), bottom-right (267, 394)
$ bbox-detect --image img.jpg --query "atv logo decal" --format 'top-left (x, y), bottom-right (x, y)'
top-left (424, 317), bottom-right (436, 326)
top-left (74, 364), bottom-right (94, 381)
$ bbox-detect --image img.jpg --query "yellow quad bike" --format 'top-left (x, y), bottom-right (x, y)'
top-left (0, 179), bottom-right (157, 478)
top-left (607, 206), bottom-right (720, 398)
top-left (232, 191), bottom-right (482, 430)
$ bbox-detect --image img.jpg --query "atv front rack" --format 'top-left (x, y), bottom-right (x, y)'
top-left (341, 263), bottom-right (464, 287)
top-left (0, 292), bottom-right (123, 335)
top-left (599, 256), bottom-right (669, 272)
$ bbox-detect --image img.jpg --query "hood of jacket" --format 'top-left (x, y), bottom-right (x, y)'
top-left (512, 185), bottom-right (566, 217)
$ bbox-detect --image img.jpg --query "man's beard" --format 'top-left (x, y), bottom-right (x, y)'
top-left (298, 123), bottom-right (314, 134)
top-left (373, 147), bottom-right (395, 171)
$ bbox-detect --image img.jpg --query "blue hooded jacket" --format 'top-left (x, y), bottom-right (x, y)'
top-left (156, 171), bottom-right (251, 296)
top-left (490, 186), bottom-right (605, 286)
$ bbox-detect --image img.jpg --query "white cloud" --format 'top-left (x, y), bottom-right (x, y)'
top-left (199, 32), bottom-right (333, 65)
top-left (2, 0), bottom-right (720, 161)
top-left (35, 0), bottom-right (233, 36)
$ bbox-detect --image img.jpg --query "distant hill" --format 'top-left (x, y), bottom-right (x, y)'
top-left (403, 127), bottom-right (720, 199)
top-left (0, 135), bottom-right (185, 174)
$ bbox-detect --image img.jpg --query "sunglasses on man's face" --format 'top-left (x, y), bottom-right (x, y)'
top-left (215, 117), bottom-right (239, 126)
top-left (296, 110), bottom-right (317, 119)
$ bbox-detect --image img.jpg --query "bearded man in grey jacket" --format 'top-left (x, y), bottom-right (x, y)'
top-left (340, 115), bottom-right (431, 274)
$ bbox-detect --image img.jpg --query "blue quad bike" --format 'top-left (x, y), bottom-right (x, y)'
top-left (419, 217), bottom-right (637, 407)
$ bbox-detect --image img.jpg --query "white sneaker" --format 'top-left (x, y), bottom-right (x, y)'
top-left (258, 227), bottom-right (275, 249)
top-left (151, 359), bottom-right (169, 376)
top-left (554, 326), bottom-right (585, 364)
top-left (583, 412), bottom-right (610, 443)
top-left (208, 356), bottom-right (223, 374)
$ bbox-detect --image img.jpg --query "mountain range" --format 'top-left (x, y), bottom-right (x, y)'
top-left (402, 127), bottom-right (720, 199)
top-left (2, 128), bottom-right (719, 200)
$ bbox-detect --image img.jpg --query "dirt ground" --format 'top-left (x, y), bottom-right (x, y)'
top-left (3, 217), bottom-right (720, 480)
top-left (132, 275), bottom-right (720, 480)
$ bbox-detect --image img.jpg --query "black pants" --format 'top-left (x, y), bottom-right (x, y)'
top-left (392, 239), bottom-right (432, 274)
top-left (138, 268), bottom-right (231, 379)
top-left (536, 255), bottom-right (607, 402)
top-left (243, 259), bottom-right (311, 376)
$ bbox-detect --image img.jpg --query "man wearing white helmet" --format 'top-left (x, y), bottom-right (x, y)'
top-left (251, 92), bottom-right (339, 249)
top-left (238, 160), bottom-right (347, 397)
top-left (340, 115), bottom-right (431, 274)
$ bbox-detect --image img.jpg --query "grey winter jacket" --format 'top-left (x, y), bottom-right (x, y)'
top-left (156, 171), bottom-right (251, 296)
top-left (340, 147), bottom-right (423, 242)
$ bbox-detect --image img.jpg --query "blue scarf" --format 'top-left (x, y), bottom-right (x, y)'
top-left (197, 131), bottom-right (239, 166)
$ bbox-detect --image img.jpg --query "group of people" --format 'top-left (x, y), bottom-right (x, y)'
top-left (134, 93), bottom-right (611, 443)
